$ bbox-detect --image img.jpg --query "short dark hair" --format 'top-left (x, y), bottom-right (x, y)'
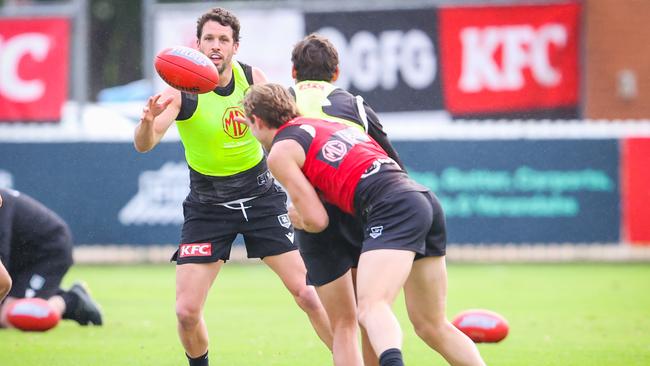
top-left (243, 84), bottom-right (300, 129)
top-left (291, 33), bottom-right (339, 82)
top-left (196, 7), bottom-right (240, 42)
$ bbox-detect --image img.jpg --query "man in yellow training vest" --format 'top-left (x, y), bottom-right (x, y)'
top-left (134, 8), bottom-right (332, 366)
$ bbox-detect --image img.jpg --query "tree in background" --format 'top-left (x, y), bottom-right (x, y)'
top-left (89, 0), bottom-right (142, 100)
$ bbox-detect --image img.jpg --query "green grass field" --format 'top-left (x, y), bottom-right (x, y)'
top-left (0, 263), bottom-right (649, 365)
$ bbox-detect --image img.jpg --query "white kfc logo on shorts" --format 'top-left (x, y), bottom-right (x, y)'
top-left (179, 243), bottom-right (212, 257)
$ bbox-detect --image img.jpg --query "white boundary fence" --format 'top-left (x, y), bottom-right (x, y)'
top-left (72, 243), bottom-right (650, 264)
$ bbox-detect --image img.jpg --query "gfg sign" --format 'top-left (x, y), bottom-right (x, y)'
top-left (306, 9), bottom-right (443, 112)
top-left (316, 27), bottom-right (436, 92)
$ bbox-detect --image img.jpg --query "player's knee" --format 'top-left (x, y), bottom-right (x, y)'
top-left (0, 274), bottom-right (11, 300)
top-left (411, 318), bottom-right (450, 345)
top-left (175, 302), bottom-right (202, 329)
top-left (331, 316), bottom-right (358, 335)
top-left (356, 300), bottom-right (385, 329)
top-left (294, 285), bottom-right (322, 313)
top-left (329, 309), bottom-right (357, 329)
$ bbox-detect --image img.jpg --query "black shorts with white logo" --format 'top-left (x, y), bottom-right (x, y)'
top-left (297, 202), bottom-right (362, 286)
top-left (172, 186), bottom-right (297, 264)
top-left (360, 189), bottom-right (447, 258)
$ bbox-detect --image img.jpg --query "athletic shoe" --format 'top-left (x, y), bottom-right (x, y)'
top-left (67, 282), bottom-right (103, 326)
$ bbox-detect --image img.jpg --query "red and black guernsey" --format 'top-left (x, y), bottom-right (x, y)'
top-left (273, 117), bottom-right (389, 214)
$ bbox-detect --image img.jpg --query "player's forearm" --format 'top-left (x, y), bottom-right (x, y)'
top-left (133, 118), bottom-right (157, 152)
top-left (295, 200), bottom-right (329, 233)
top-left (302, 218), bottom-right (328, 233)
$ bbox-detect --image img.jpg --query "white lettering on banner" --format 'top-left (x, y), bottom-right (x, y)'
top-left (401, 30), bottom-right (436, 89)
top-left (118, 162), bottom-right (190, 225)
top-left (317, 27), bottom-right (436, 91)
top-left (0, 33), bottom-right (50, 102)
top-left (459, 24), bottom-right (567, 92)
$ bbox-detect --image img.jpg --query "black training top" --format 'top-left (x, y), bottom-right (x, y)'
top-left (0, 188), bottom-right (72, 263)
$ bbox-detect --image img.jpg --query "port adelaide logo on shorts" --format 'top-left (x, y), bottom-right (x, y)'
top-left (369, 226), bottom-right (383, 239)
top-left (277, 214), bottom-right (291, 228)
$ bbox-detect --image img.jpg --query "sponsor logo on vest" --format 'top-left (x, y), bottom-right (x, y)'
top-left (322, 140), bottom-right (348, 162)
top-left (369, 226), bottom-right (383, 239)
top-left (278, 214), bottom-right (291, 228)
top-left (297, 82), bottom-right (326, 91)
top-left (179, 243), bottom-right (212, 257)
top-left (223, 107), bottom-right (248, 139)
top-left (119, 162), bottom-right (189, 225)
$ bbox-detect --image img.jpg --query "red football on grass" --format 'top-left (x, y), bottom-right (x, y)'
top-left (155, 46), bottom-right (219, 94)
top-left (452, 309), bottom-right (509, 343)
top-left (6, 298), bottom-right (60, 332)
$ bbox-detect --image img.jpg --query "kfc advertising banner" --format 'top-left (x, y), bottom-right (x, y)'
top-left (0, 18), bottom-right (70, 122)
top-left (305, 9), bottom-right (444, 113)
top-left (439, 3), bottom-right (580, 118)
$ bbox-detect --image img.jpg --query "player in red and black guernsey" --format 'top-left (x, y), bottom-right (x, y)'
top-left (242, 84), bottom-right (486, 366)
top-left (287, 33), bottom-right (408, 366)
top-left (134, 8), bottom-right (331, 366)
top-left (0, 188), bottom-right (103, 328)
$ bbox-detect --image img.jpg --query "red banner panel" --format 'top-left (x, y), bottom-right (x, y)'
top-left (439, 3), bottom-right (580, 116)
top-left (0, 18), bottom-right (69, 122)
top-left (622, 138), bottom-right (650, 244)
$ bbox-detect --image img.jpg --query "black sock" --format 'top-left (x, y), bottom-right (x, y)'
top-left (59, 290), bottom-right (78, 320)
top-left (379, 348), bottom-right (404, 366)
top-left (187, 351), bottom-right (208, 366)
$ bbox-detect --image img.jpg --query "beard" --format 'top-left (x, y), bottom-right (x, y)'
top-left (217, 57), bottom-right (230, 75)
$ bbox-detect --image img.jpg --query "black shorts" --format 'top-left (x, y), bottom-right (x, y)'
top-left (361, 190), bottom-right (446, 258)
top-left (7, 235), bottom-right (73, 299)
top-left (297, 203), bottom-right (362, 286)
top-left (172, 187), bottom-right (297, 264)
